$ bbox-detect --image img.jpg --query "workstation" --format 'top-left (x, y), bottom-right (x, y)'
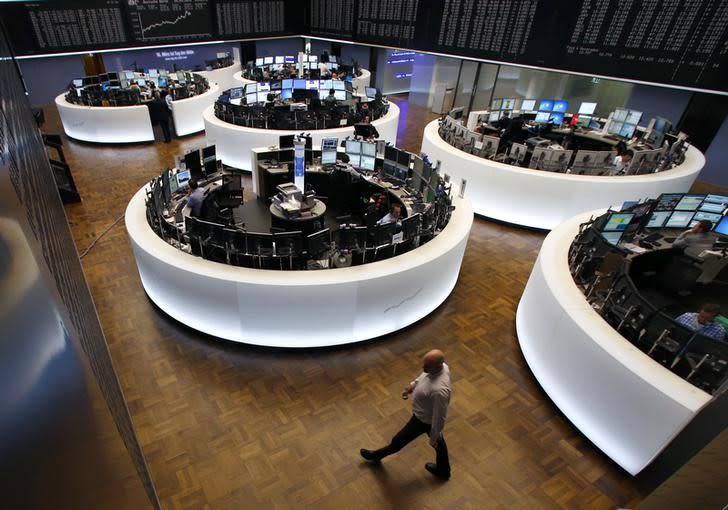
top-left (127, 139), bottom-right (472, 346)
top-left (421, 101), bottom-right (704, 229)
top-left (517, 192), bottom-right (727, 475)
top-left (195, 51), bottom-right (243, 91)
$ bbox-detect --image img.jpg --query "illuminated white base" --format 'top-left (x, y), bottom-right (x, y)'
top-left (420, 120), bottom-right (705, 229)
top-left (516, 210), bottom-right (710, 475)
top-left (126, 187), bottom-right (473, 347)
top-left (232, 71), bottom-right (258, 88)
top-left (197, 62), bottom-right (243, 92)
top-left (171, 83), bottom-right (219, 137)
top-left (204, 102), bottom-right (400, 171)
top-left (56, 93), bottom-right (154, 143)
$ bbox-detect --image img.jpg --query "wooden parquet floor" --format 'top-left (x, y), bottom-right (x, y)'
top-left (41, 95), bottom-right (653, 509)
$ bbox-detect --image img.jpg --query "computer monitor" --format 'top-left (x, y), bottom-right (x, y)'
top-left (714, 215), bottom-right (728, 236)
top-left (699, 201), bottom-right (728, 214)
top-left (449, 107), bottom-right (464, 120)
top-left (334, 226), bottom-right (367, 252)
top-left (320, 79), bottom-right (333, 90)
top-left (384, 145), bottom-right (398, 162)
top-left (361, 142), bottom-right (376, 157)
top-left (263, 57), bottom-right (274, 64)
top-left (274, 56), bottom-right (284, 64)
top-left (279, 135), bottom-right (295, 148)
top-left (229, 87), bottom-right (243, 99)
top-left (184, 150), bottom-right (203, 181)
top-left (72, 79), bottom-right (83, 87)
top-left (397, 150), bottom-right (411, 168)
top-left (346, 139), bottom-right (361, 154)
top-left (280, 89), bottom-right (292, 100)
top-left (255, 58), bottom-right (264, 66)
top-left (538, 99), bottom-right (554, 111)
top-left (675, 194), bottom-right (705, 211)
top-left (691, 211), bottom-right (723, 225)
top-left (704, 194), bottom-right (728, 206)
top-left (282, 79), bottom-right (293, 90)
top-left (601, 231), bottom-right (623, 246)
top-left (307, 229), bottom-right (330, 255)
top-left (245, 93), bottom-right (257, 104)
top-left (293, 79), bottom-right (306, 89)
top-left (157, 77), bottom-right (167, 88)
top-left (284, 56), bottom-right (295, 63)
top-left (491, 98), bottom-right (503, 110)
top-left (175, 169), bottom-right (191, 189)
top-left (501, 98), bottom-right (516, 110)
top-left (520, 99), bottom-right (536, 111)
top-left (534, 112), bottom-right (551, 123)
top-left (258, 82), bottom-right (270, 92)
top-left (334, 90), bottom-right (347, 101)
top-left (655, 193), bottom-right (684, 210)
top-left (549, 113), bottom-right (565, 125)
top-left (321, 149), bottom-right (337, 164)
top-left (124, 70), bottom-right (135, 80)
top-left (306, 80), bottom-right (319, 90)
top-left (602, 212), bottom-right (634, 231)
top-left (136, 79), bottom-right (146, 87)
top-left (612, 108), bottom-right (628, 122)
top-left (256, 92), bottom-right (268, 103)
top-left (665, 210), bottom-right (695, 228)
top-left (245, 83), bottom-right (257, 94)
top-left (626, 110), bottom-right (642, 124)
top-left (358, 155), bottom-right (374, 171)
top-left (488, 111), bottom-right (501, 123)
top-left (365, 87), bottom-right (377, 98)
top-left (576, 115), bottom-right (592, 128)
top-left (578, 102), bottom-right (597, 115)
top-left (619, 123), bottom-right (636, 139)
top-left (552, 100), bottom-right (568, 113)
top-left (645, 210), bottom-right (671, 228)
top-left (348, 154), bottom-right (360, 167)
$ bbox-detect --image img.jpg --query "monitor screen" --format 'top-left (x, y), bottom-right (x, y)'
top-left (360, 155), bottom-right (375, 171)
top-left (579, 102), bottom-right (597, 115)
top-left (136, 79), bottom-right (146, 86)
top-left (646, 210), bottom-right (671, 228)
top-left (397, 150), bottom-right (411, 167)
top-left (552, 100), bottom-right (568, 113)
top-left (675, 194), bottom-right (705, 211)
top-left (245, 93), bottom-right (257, 104)
top-left (491, 98), bottom-right (503, 110)
top-left (704, 194), bottom-right (728, 205)
top-left (321, 137), bottom-right (338, 151)
top-left (321, 149), bottom-right (337, 164)
top-left (72, 79), bottom-right (83, 87)
top-left (175, 169), bottom-right (191, 188)
top-left (714, 215), bottom-right (728, 236)
top-left (348, 154), bottom-right (360, 167)
top-left (501, 98), bottom-right (516, 110)
top-left (293, 79), bottom-right (306, 89)
top-left (245, 83), bottom-right (257, 93)
top-left (320, 79), bottom-right (333, 90)
top-left (285, 56), bottom-right (295, 63)
top-left (334, 90), bottom-right (347, 100)
top-left (538, 99), bottom-right (554, 111)
top-left (550, 113), bottom-right (565, 125)
top-left (691, 211), bottom-right (723, 224)
top-left (520, 99), bottom-right (536, 111)
top-left (275, 56), bottom-right (284, 64)
top-left (365, 87), bottom-right (377, 98)
top-left (576, 115), bottom-right (592, 128)
top-left (282, 79), bottom-right (293, 89)
top-left (302, 62), bottom-right (310, 70)
top-left (612, 108), bottom-right (628, 122)
top-left (361, 142), bottom-right (376, 157)
top-left (534, 112), bottom-right (551, 123)
top-left (270, 81), bottom-right (281, 90)
top-left (699, 201), bottom-right (727, 214)
top-left (656, 193), bottom-right (684, 210)
top-left (280, 89), bottom-right (293, 100)
top-left (608, 121), bottom-right (624, 135)
top-left (263, 57), bottom-right (274, 64)
top-left (665, 211), bottom-right (695, 228)
top-left (488, 111), bottom-right (501, 123)
top-left (157, 77), bottom-right (167, 88)
top-left (333, 80), bottom-right (345, 90)
top-left (346, 139), bottom-right (361, 154)
top-left (602, 213), bottom-right (634, 231)
top-left (601, 231), bottom-right (623, 246)
top-left (309, 55), bottom-right (318, 62)
top-left (306, 80), bottom-right (319, 90)
top-left (258, 82), bottom-right (270, 92)
top-left (255, 58), bottom-right (264, 66)
top-left (229, 87), bottom-right (243, 99)
top-left (626, 110), bottom-right (642, 124)
top-left (619, 123), bottom-right (636, 138)
top-left (148, 69), bottom-right (158, 78)
top-left (384, 145), bottom-right (398, 162)
top-left (279, 135), bottom-right (295, 148)
top-left (124, 70), bottom-right (135, 80)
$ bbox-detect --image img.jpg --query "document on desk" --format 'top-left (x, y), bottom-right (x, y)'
top-left (622, 243), bottom-right (648, 254)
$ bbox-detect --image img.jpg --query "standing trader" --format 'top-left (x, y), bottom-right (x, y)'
top-left (360, 349), bottom-right (452, 479)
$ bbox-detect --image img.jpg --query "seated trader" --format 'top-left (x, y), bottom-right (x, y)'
top-left (496, 111), bottom-right (511, 131)
top-left (187, 179), bottom-right (205, 218)
top-left (612, 149), bottom-right (633, 175)
top-left (674, 220), bottom-right (718, 257)
top-left (378, 204), bottom-right (402, 225)
top-left (675, 303), bottom-right (726, 341)
top-left (324, 88), bottom-right (337, 105)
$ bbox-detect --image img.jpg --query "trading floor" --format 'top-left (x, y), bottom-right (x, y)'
top-left (52, 96), bottom-right (650, 509)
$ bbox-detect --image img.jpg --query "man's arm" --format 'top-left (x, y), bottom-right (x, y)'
top-left (404, 373), bottom-right (424, 395)
top-left (428, 390), bottom-right (450, 447)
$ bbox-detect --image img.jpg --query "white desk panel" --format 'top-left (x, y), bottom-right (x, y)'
top-left (204, 102), bottom-right (400, 171)
top-left (55, 93), bottom-right (154, 143)
top-left (420, 120), bottom-right (705, 229)
top-left (197, 62), bottom-right (243, 91)
top-left (170, 83), bottom-right (219, 137)
top-left (126, 187), bottom-right (473, 347)
top-left (516, 210), bottom-right (711, 475)
top-left (232, 71), bottom-right (257, 87)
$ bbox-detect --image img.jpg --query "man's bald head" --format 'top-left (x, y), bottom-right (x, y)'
top-left (423, 349), bottom-right (445, 374)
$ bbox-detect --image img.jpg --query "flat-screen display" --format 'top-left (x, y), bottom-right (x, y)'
top-left (346, 139), bottom-right (361, 154)
top-left (258, 82), bottom-right (270, 92)
top-left (656, 193), bottom-right (684, 210)
top-left (321, 149), bottom-right (337, 164)
top-left (691, 211), bottom-right (723, 224)
top-left (552, 100), bottom-right (568, 113)
top-left (538, 99), bottom-right (554, 111)
top-left (280, 89), bottom-right (292, 99)
top-left (488, 111), bottom-right (501, 123)
top-left (626, 110), bottom-right (642, 124)
top-left (491, 98), bottom-right (503, 110)
top-left (550, 113), bottom-right (565, 125)
top-left (397, 150), bottom-right (411, 167)
top-left (579, 102), bottom-right (597, 114)
top-left (361, 142), bottom-right (376, 157)
top-left (284, 56), bottom-right (295, 63)
top-left (136, 79), bottom-right (146, 86)
top-left (229, 87), bottom-right (243, 99)
top-left (275, 56), bottom-right (284, 64)
top-left (157, 77), bottom-right (167, 88)
top-left (245, 83), bottom-right (257, 93)
top-left (665, 210), bottom-right (695, 228)
top-left (520, 99), bottom-right (536, 111)
top-left (714, 215), bottom-right (728, 235)
top-left (501, 98), bottom-right (516, 110)
top-left (534, 112), bottom-right (551, 123)
top-left (646, 210), bottom-right (671, 228)
top-left (705, 194), bottom-right (728, 205)
top-left (72, 79), bottom-right (83, 87)
top-left (602, 213), bottom-right (634, 231)
top-left (334, 90), bottom-right (347, 100)
top-left (282, 79), bottom-right (293, 89)
top-left (360, 155), bottom-right (375, 171)
top-left (385, 145), bottom-right (398, 162)
top-left (675, 194), bottom-right (705, 211)
top-left (256, 92), bottom-right (268, 103)
top-left (255, 58), bottom-right (264, 66)
top-left (619, 123), bottom-right (636, 138)
top-left (576, 115), bottom-right (592, 127)
top-left (263, 57), bottom-right (274, 64)
top-left (245, 93), bottom-right (257, 104)
top-left (612, 109), bottom-right (628, 122)
top-left (293, 79), bottom-right (306, 89)
top-left (176, 169), bottom-right (191, 188)
top-left (320, 79), bottom-right (333, 90)
top-left (601, 231), bottom-right (623, 246)
top-left (699, 201), bottom-right (727, 213)
top-left (365, 87), bottom-right (377, 98)
top-left (333, 80), bottom-right (345, 90)
top-left (348, 154), bottom-right (360, 167)
top-left (306, 80), bottom-right (319, 89)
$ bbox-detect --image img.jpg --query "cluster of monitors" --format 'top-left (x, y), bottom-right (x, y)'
top-left (607, 108), bottom-right (643, 139)
top-left (232, 79), bottom-right (354, 104)
top-left (599, 193), bottom-right (728, 245)
top-left (181, 145), bottom-right (217, 184)
top-left (252, 55), bottom-right (339, 71)
top-left (486, 100), bottom-right (598, 126)
top-left (534, 99), bottom-right (569, 125)
top-left (344, 139), bottom-right (378, 171)
top-left (71, 69), bottom-right (192, 93)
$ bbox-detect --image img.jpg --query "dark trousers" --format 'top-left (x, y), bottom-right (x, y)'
top-left (373, 414), bottom-right (450, 474)
top-left (154, 119), bottom-right (172, 142)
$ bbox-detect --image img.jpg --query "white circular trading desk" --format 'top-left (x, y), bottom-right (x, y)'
top-left (197, 62), bottom-right (243, 91)
top-left (420, 120), bottom-right (705, 230)
top-left (232, 71), bottom-right (257, 87)
top-left (516, 210), bottom-right (711, 475)
top-left (204, 102), bottom-right (400, 171)
top-left (170, 83), bottom-right (219, 137)
top-left (126, 188), bottom-right (473, 348)
top-left (56, 93), bottom-right (155, 143)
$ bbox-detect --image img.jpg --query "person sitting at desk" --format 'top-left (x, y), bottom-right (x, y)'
top-left (674, 220), bottom-right (719, 256)
top-left (378, 204), bottom-right (402, 225)
top-left (324, 88), bottom-right (337, 105)
top-left (675, 303), bottom-right (726, 341)
top-left (496, 111), bottom-right (511, 131)
top-left (612, 149), bottom-right (633, 175)
top-left (187, 179), bottom-right (205, 218)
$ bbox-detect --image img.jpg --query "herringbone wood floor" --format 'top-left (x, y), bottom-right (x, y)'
top-left (44, 95), bottom-right (656, 509)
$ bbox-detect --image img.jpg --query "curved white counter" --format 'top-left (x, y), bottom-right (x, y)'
top-left (56, 93), bottom-right (154, 143)
top-left (126, 187), bottom-right (473, 347)
top-left (420, 120), bottom-right (705, 230)
top-left (516, 210), bottom-right (711, 475)
top-left (170, 83), bottom-right (219, 137)
top-left (204, 102), bottom-right (400, 171)
top-left (197, 62), bottom-right (243, 91)
top-left (232, 71), bottom-right (258, 87)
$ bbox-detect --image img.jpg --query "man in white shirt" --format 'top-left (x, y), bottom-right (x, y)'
top-left (360, 349), bottom-right (452, 479)
top-left (377, 204), bottom-right (402, 225)
top-left (612, 149), bottom-right (633, 175)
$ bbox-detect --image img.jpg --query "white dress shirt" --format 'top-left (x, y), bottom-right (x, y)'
top-left (411, 363), bottom-right (451, 445)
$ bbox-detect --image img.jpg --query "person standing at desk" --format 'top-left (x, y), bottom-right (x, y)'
top-left (360, 349), bottom-right (452, 479)
top-left (674, 220), bottom-right (718, 256)
top-left (675, 304), bottom-right (726, 341)
top-left (187, 180), bottom-right (205, 218)
top-left (148, 91), bottom-right (172, 143)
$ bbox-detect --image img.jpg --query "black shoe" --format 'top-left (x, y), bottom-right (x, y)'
top-left (425, 463), bottom-right (450, 480)
top-left (360, 449), bottom-right (381, 462)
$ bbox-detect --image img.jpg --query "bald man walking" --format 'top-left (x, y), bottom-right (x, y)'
top-left (360, 349), bottom-right (452, 479)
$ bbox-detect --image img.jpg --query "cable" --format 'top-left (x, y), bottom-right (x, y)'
top-left (78, 212), bottom-right (125, 259)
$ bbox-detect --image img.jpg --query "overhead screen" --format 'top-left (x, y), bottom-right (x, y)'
top-left (2, 0), bottom-right (727, 92)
